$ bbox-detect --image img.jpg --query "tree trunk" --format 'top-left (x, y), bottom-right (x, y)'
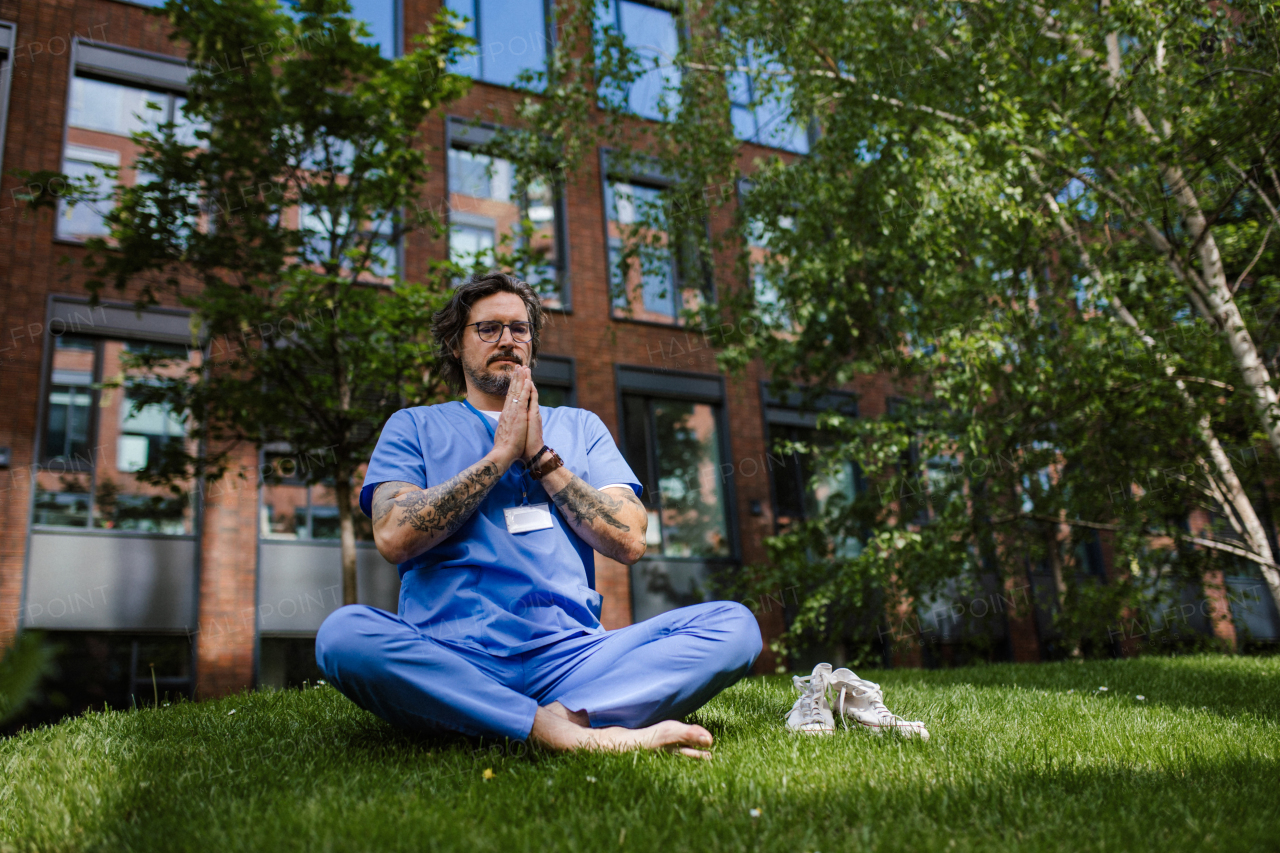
top-left (334, 474), bottom-right (358, 606)
top-left (1044, 190), bottom-right (1280, 618)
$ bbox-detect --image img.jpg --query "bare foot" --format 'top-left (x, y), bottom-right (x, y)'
top-left (592, 720), bottom-right (715, 760)
top-left (529, 706), bottom-right (714, 759)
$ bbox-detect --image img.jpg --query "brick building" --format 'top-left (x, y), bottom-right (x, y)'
top-left (1, 0), bottom-right (1276, 720)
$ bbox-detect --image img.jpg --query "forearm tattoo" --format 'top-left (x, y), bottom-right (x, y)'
top-left (550, 477), bottom-right (637, 532)
top-left (372, 462), bottom-right (501, 543)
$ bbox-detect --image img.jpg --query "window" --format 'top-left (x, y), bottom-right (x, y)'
top-left (728, 43), bottom-right (810, 154)
top-left (764, 390), bottom-right (859, 554)
top-left (0, 22), bottom-right (16, 182)
top-left (282, 0), bottom-right (400, 58)
top-left (605, 176), bottom-right (709, 324)
top-left (620, 382), bottom-right (732, 559)
top-left (35, 335), bottom-right (196, 534)
top-left (57, 44), bottom-right (196, 242)
top-left (595, 0), bottom-right (681, 121)
top-left (259, 452), bottom-right (372, 542)
top-left (769, 424), bottom-right (858, 529)
top-left (532, 355), bottom-right (575, 407)
top-left (445, 0), bottom-right (549, 87)
top-left (448, 120), bottom-right (569, 308)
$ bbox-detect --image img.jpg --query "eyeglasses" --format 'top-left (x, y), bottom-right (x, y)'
top-left (468, 321), bottom-right (533, 343)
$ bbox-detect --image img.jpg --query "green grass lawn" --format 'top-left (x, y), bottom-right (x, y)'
top-left (2, 655), bottom-right (1278, 853)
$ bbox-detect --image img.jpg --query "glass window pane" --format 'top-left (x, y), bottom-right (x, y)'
top-left (477, 0), bottom-right (547, 87)
top-left (350, 0), bottom-right (398, 58)
top-left (621, 394), bottom-right (663, 550)
top-left (68, 77), bottom-right (168, 137)
top-left (63, 77), bottom-right (179, 242)
top-left (43, 336), bottom-right (98, 464)
top-left (771, 441), bottom-right (807, 530)
top-left (450, 222), bottom-right (497, 269)
top-left (652, 399), bottom-right (729, 558)
top-left (537, 385), bottom-right (569, 408)
top-left (449, 145), bottom-right (564, 306)
top-left (445, 0), bottom-right (481, 77)
top-left (617, 0), bottom-right (680, 121)
top-left (730, 104), bottom-right (758, 143)
top-left (309, 482), bottom-right (374, 541)
top-left (94, 340), bottom-right (196, 534)
top-left (34, 471), bottom-right (93, 527)
top-left (607, 180), bottom-right (685, 323)
top-left (57, 156), bottom-right (116, 241)
top-left (261, 480), bottom-right (307, 539)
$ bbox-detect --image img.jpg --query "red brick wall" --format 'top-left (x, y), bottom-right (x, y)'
top-left (194, 444), bottom-right (260, 698)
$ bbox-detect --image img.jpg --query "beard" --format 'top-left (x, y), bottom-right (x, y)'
top-left (464, 349), bottom-right (523, 397)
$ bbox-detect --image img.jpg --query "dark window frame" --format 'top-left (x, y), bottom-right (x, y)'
top-left (760, 382), bottom-right (859, 534)
top-left (0, 21), bottom-right (17, 184)
top-left (599, 148), bottom-right (713, 328)
top-left (726, 42), bottom-right (814, 155)
top-left (56, 40), bottom-right (191, 247)
top-left (32, 296), bottom-right (199, 538)
top-left (446, 116), bottom-right (573, 311)
top-left (594, 0), bottom-right (685, 122)
top-left (446, 0), bottom-right (556, 88)
top-left (615, 365), bottom-right (739, 562)
top-left (532, 354), bottom-right (576, 406)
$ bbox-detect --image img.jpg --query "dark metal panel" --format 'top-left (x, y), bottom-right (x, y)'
top-left (24, 532), bottom-right (198, 630)
top-left (533, 355), bottom-right (573, 386)
top-left (1226, 576), bottom-right (1280, 642)
top-left (75, 40), bottom-right (191, 91)
top-left (447, 116), bottom-right (498, 147)
top-left (49, 297), bottom-right (194, 345)
top-left (629, 560), bottom-right (714, 623)
top-left (257, 542), bottom-right (399, 634)
top-left (616, 365), bottom-right (723, 401)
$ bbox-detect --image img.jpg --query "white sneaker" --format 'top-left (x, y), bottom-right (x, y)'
top-left (828, 668), bottom-right (930, 740)
top-left (784, 663), bottom-right (835, 735)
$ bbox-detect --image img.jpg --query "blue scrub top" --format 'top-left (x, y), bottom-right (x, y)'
top-left (360, 402), bottom-right (642, 656)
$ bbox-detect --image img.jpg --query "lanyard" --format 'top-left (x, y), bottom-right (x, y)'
top-left (462, 400), bottom-right (530, 505)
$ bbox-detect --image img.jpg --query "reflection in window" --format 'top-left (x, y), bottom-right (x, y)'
top-left (299, 205), bottom-right (400, 280)
top-left (281, 0), bottom-right (400, 58)
top-left (58, 75), bottom-right (199, 242)
top-left (259, 459), bottom-right (372, 542)
top-left (770, 422), bottom-right (860, 556)
top-left (606, 179), bottom-right (708, 323)
top-left (536, 384), bottom-right (571, 408)
top-left (35, 337), bottom-right (197, 534)
top-left (595, 0), bottom-right (681, 121)
top-left (622, 393), bottom-right (730, 558)
top-left (728, 43), bottom-right (810, 154)
top-left (448, 144), bottom-right (567, 308)
top-left (445, 0), bottom-right (549, 87)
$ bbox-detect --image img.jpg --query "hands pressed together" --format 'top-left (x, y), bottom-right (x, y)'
top-left (490, 366), bottom-right (545, 470)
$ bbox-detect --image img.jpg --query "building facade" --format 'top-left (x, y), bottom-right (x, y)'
top-left (2, 0), bottom-right (1276, 721)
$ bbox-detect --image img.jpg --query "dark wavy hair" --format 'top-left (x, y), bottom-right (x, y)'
top-left (431, 272), bottom-right (544, 392)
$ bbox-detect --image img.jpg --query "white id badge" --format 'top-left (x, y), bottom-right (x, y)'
top-left (504, 502), bottom-right (554, 534)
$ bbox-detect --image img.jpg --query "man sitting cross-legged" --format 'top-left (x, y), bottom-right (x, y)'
top-left (315, 271), bottom-right (762, 759)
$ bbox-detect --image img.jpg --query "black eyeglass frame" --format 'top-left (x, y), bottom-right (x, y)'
top-left (466, 321), bottom-right (534, 343)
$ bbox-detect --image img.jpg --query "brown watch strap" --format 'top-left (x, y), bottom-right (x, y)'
top-left (530, 449), bottom-right (563, 480)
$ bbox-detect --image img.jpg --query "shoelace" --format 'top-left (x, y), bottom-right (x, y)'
top-left (830, 679), bottom-right (905, 729)
top-left (784, 676), bottom-right (830, 728)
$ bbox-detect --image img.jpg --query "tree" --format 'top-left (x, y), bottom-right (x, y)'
top-left (26, 0), bottom-right (472, 604)
top-left (513, 0), bottom-right (1280, 655)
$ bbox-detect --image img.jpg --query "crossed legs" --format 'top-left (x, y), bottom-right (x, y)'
top-left (315, 601), bottom-right (762, 759)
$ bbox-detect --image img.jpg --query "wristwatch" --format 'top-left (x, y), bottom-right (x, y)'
top-left (530, 447), bottom-right (564, 480)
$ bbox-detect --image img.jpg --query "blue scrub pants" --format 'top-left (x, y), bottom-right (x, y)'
top-left (314, 600), bottom-right (763, 742)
